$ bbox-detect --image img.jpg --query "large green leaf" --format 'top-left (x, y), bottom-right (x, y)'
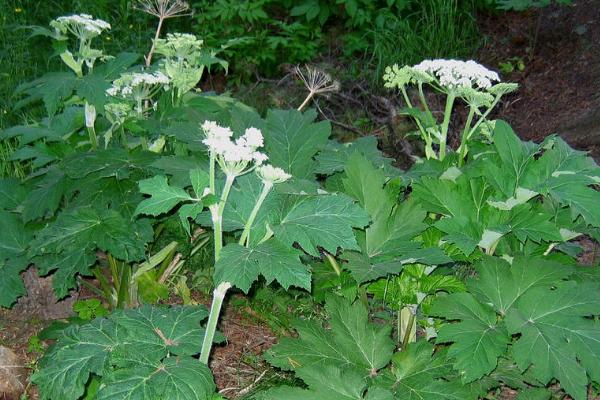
top-left (340, 155), bottom-right (449, 283)
top-left (431, 254), bottom-right (600, 399)
top-left (96, 357), bottom-right (214, 400)
top-left (467, 256), bottom-right (573, 316)
top-left (32, 207), bottom-right (149, 262)
top-left (14, 72), bottom-right (78, 116)
top-left (33, 306), bottom-right (216, 400)
top-left (476, 123), bottom-right (600, 229)
top-left (266, 296), bottom-right (394, 374)
top-left (385, 341), bottom-right (474, 400)
top-left (429, 292), bottom-right (510, 382)
top-left (33, 318), bottom-right (119, 400)
top-left (315, 136), bottom-right (396, 176)
top-left (0, 257), bottom-right (27, 308)
top-left (273, 193), bottom-right (370, 257)
top-left (214, 241), bottom-right (310, 293)
top-left (263, 109), bottom-right (330, 179)
top-left (258, 365), bottom-right (391, 400)
top-left (134, 175), bottom-right (195, 217)
top-left (0, 212), bottom-right (32, 306)
top-left (505, 282), bottom-right (600, 400)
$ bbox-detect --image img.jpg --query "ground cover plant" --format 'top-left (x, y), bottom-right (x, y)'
top-left (1, 1), bottom-right (599, 400)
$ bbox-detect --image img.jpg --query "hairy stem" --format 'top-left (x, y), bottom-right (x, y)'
top-left (199, 281), bottom-right (231, 364)
top-left (400, 306), bottom-right (416, 350)
top-left (438, 94), bottom-right (456, 160)
top-left (209, 152), bottom-right (216, 194)
top-left (213, 174), bottom-right (235, 261)
top-left (401, 86), bottom-right (433, 156)
top-left (87, 127), bottom-right (98, 150)
top-left (239, 182), bottom-right (272, 246)
top-left (458, 106), bottom-right (476, 166)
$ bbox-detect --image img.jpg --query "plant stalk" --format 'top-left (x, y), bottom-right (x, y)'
top-left (199, 281), bottom-right (232, 364)
top-left (458, 106), bottom-right (476, 166)
top-left (400, 306), bottom-right (416, 350)
top-left (145, 17), bottom-right (164, 67)
top-left (213, 174), bottom-right (235, 261)
top-left (298, 91), bottom-right (316, 111)
top-left (438, 94), bottom-right (456, 160)
top-left (239, 181), bottom-right (273, 246)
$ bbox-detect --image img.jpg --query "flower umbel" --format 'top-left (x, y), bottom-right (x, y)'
top-left (257, 165), bottom-right (292, 185)
top-left (106, 72), bottom-right (170, 114)
top-left (294, 65), bottom-right (340, 111)
top-left (51, 14), bottom-right (111, 39)
top-left (134, 0), bottom-right (191, 19)
top-left (202, 121), bottom-right (267, 177)
top-left (413, 59), bottom-right (500, 90)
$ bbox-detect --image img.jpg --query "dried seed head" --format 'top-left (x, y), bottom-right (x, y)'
top-left (294, 65), bottom-right (340, 95)
top-left (133, 0), bottom-right (191, 19)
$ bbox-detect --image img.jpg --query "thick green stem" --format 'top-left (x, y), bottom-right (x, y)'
top-left (438, 94), bottom-right (456, 160)
top-left (209, 153), bottom-right (216, 194)
top-left (213, 174), bottom-right (235, 261)
top-left (199, 281), bottom-right (231, 364)
top-left (458, 106), bottom-right (476, 166)
top-left (87, 127), bottom-right (98, 150)
top-left (239, 182), bottom-right (272, 246)
top-left (468, 95), bottom-right (502, 140)
top-left (417, 82), bottom-right (435, 125)
top-left (400, 306), bottom-right (416, 350)
top-left (401, 86), bottom-right (433, 156)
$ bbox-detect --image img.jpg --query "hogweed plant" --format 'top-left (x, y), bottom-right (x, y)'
top-left (49, 14), bottom-right (111, 77)
top-left (197, 121), bottom-right (290, 364)
top-left (383, 59), bottom-right (518, 164)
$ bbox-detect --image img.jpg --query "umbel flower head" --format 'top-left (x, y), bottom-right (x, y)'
top-left (106, 71), bottom-right (170, 96)
top-left (51, 14), bottom-right (111, 40)
top-left (414, 59), bottom-right (500, 90)
top-left (384, 59), bottom-right (502, 92)
top-left (294, 65), bottom-right (340, 96)
top-left (106, 72), bottom-right (170, 114)
top-left (134, 0), bottom-right (191, 19)
top-left (257, 165), bottom-right (292, 185)
top-left (154, 33), bottom-right (203, 60)
top-left (201, 121), bottom-right (267, 176)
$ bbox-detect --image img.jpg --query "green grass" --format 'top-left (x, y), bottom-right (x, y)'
top-left (364, 0), bottom-right (481, 83)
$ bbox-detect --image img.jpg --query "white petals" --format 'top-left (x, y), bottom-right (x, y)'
top-left (413, 59), bottom-right (500, 90)
top-left (257, 165), bottom-right (292, 184)
top-left (201, 121), bottom-right (268, 176)
top-left (106, 71), bottom-right (170, 98)
top-left (52, 14), bottom-right (111, 36)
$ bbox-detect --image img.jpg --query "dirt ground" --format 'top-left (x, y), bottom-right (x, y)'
top-left (479, 0), bottom-right (600, 159)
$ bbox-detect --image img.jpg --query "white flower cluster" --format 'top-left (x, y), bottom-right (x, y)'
top-left (257, 165), bottom-right (292, 184)
top-left (51, 14), bottom-right (111, 38)
top-left (202, 121), bottom-right (268, 176)
top-left (414, 59), bottom-right (500, 90)
top-left (106, 72), bottom-right (170, 97)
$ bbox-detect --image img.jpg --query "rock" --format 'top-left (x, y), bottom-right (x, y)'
top-left (558, 108), bottom-right (600, 149)
top-left (13, 267), bottom-right (78, 320)
top-left (0, 346), bottom-right (26, 399)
